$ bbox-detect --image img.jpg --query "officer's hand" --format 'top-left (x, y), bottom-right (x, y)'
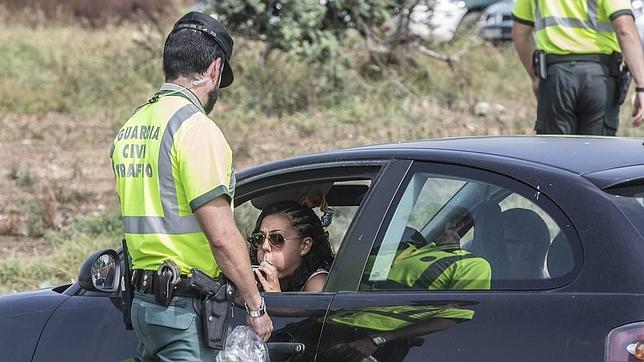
top-left (531, 77), bottom-right (540, 99)
top-left (633, 92), bottom-right (644, 127)
top-left (247, 313), bottom-right (273, 342)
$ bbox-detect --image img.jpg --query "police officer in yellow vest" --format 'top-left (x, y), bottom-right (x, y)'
top-left (110, 12), bottom-right (272, 361)
top-left (512, 0), bottom-right (644, 135)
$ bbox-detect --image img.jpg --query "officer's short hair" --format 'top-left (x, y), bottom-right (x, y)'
top-left (162, 28), bottom-right (225, 81)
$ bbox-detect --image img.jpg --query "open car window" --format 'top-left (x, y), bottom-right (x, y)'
top-left (235, 180), bottom-right (371, 254)
top-left (233, 165), bottom-right (380, 292)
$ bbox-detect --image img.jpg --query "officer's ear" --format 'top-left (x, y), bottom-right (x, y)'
top-left (207, 58), bottom-right (223, 88)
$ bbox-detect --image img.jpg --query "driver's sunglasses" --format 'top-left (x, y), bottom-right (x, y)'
top-left (249, 232), bottom-right (304, 249)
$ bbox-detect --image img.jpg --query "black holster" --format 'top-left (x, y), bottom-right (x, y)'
top-left (121, 239), bottom-right (134, 330)
top-left (617, 63), bottom-right (632, 106)
top-left (189, 269), bottom-right (236, 350)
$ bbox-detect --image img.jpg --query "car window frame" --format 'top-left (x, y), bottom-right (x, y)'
top-left (233, 160), bottom-right (393, 293)
top-left (358, 160), bottom-right (583, 292)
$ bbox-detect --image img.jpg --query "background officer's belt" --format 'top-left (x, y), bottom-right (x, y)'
top-left (133, 269), bottom-right (200, 298)
top-left (546, 53), bottom-right (612, 65)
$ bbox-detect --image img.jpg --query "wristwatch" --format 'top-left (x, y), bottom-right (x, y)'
top-left (245, 297), bottom-right (266, 318)
top-left (636, 86), bottom-right (644, 93)
top-left (370, 335), bottom-right (388, 347)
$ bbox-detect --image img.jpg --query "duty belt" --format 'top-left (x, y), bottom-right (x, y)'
top-left (546, 53), bottom-right (613, 65)
top-left (132, 269), bottom-right (200, 298)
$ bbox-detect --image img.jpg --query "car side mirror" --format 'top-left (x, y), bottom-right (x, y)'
top-left (78, 249), bottom-right (121, 293)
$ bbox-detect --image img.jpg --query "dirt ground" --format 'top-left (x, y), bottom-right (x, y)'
top-left (0, 110), bottom-right (309, 260)
top-left (0, 112), bottom-right (117, 260)
top-left (0, 99), bottom-right (533, 262)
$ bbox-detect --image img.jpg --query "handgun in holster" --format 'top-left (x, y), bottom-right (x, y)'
top-left (533, 50), bottom-right (547, 80)
top-left (120, 239), bottom-right (134, 330)
top-left (188, 269), bottom-right (236, 350)
top-left (617, 63), bottom-right (632, 106)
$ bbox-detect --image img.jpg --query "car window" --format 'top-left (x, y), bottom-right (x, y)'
top-left (361, 168), bottom-right (578, 291)
top-left (234, 172), bottom-right (375, 293)
top-left (235, 188), bottom-right (364, 254)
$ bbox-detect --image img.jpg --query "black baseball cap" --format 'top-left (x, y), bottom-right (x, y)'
top-left (171, 12), bottom-right (235, 88)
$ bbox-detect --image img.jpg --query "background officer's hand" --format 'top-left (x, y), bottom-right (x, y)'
top-left (247, 313), bottom-right (273, 342)
top-left (531, 77), bottom-right (540, 99)
top-left (633, 92), bottom-right (644, 127)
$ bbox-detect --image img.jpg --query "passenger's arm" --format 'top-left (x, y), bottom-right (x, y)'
top-left (612, 15), bottom-right (644, 125)
top-left (194, 196), bottom-right (273, 341)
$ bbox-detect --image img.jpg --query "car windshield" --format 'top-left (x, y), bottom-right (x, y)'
top-left (607, 184), bottom-right (644, 238)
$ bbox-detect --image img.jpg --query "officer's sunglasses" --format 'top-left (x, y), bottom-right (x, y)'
top-left (249, 232), bottom-right (304, 249)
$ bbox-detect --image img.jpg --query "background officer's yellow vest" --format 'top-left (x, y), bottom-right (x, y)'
top-left (513, 0), bottom-right (633, 54)
top-left (111, 90), bottom-right (235, 277)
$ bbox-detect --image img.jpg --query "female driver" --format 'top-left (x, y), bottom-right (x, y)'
top-left (249, 201), bottom-right (334, 292)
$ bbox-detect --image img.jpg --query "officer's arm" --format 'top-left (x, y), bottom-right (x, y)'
top-left (511, 22), bottom-right (536, 80)
top-left (194, 196), bottom-right (273, 340)
top-left (194, 196), bottom-right (260, 306)
top-left (613, 16), bottom-right (644, 91)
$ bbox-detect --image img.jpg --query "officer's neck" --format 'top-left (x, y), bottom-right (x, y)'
top-left (167, 77), bottom-right (209, 108)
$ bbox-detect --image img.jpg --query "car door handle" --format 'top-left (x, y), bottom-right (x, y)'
top-left (267, 342), bottom-right (306, 357)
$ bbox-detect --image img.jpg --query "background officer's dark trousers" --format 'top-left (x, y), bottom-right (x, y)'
top-left (536, 62), bottom-right (619, 136)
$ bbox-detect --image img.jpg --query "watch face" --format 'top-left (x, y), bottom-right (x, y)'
top-left (372, 336), bottom-right (387, 346)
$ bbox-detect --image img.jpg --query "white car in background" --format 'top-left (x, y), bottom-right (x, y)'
top-left (407, 0), bottom-right (470, 42)
top-left (388, 0), bottom-right (503, 42)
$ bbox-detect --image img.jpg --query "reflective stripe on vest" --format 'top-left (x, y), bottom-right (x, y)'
top-left (534, 0), bottom-right (613, 33)
top-left (412, 253), bottom-right (477, 289)
top-left (122, 104), bottom-right (202, 235)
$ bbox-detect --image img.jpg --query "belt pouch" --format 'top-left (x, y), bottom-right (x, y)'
top-left (609, 52), bottom-right (622, 77)
top-left (533, 50), bottom-right (547, 80)
top-left (201, 285), bottom-right (233, 350)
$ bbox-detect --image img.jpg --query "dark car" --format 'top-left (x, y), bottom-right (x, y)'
top-left (479, 0), bottom-right (514, 43)
top-left (2, 136), bottom-right (644, 362)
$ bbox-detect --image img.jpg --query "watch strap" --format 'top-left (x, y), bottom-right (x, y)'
top-left (636, 87), bottom-right (644, 93)
top-left (245, 297), bottom-right (266, 318)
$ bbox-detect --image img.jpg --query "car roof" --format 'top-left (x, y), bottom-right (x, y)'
top-left (295, 136), bottom-right (644, 173)
top-left (239, 136), bottom-right (644, 188)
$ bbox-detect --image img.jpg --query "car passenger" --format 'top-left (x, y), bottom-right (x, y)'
top-left (375, 207), bottom-right (491, 290)
top-left (249, 201), bottom-right (335, 292)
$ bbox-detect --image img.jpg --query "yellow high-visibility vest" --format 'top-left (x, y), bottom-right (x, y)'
top-left (110, 83), bottom-right (235, 277)
top-left (512, 0), bottom-right (633, 54)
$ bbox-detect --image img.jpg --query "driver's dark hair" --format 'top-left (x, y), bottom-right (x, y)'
top-left (252, 201), bottom-right (335, 292)
top-left (163, 28), bottom-right (225, 81)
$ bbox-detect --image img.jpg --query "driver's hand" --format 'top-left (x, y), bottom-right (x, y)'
top-left (255, 261), bottom-right (281, 292)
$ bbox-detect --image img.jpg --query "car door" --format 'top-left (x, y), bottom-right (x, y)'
top-left (224, 160), bottom-right (401, 361)
top-left (31, 285), bottom-right (138, 362)
top-left (319, 161), bottom-right (589, 362)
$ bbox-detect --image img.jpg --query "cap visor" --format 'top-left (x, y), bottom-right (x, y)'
top-left (220, 60), bottom-right (234, 88)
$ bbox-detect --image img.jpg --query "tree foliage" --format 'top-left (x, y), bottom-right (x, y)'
top-left (211, 0), bottom-right (396, 60)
